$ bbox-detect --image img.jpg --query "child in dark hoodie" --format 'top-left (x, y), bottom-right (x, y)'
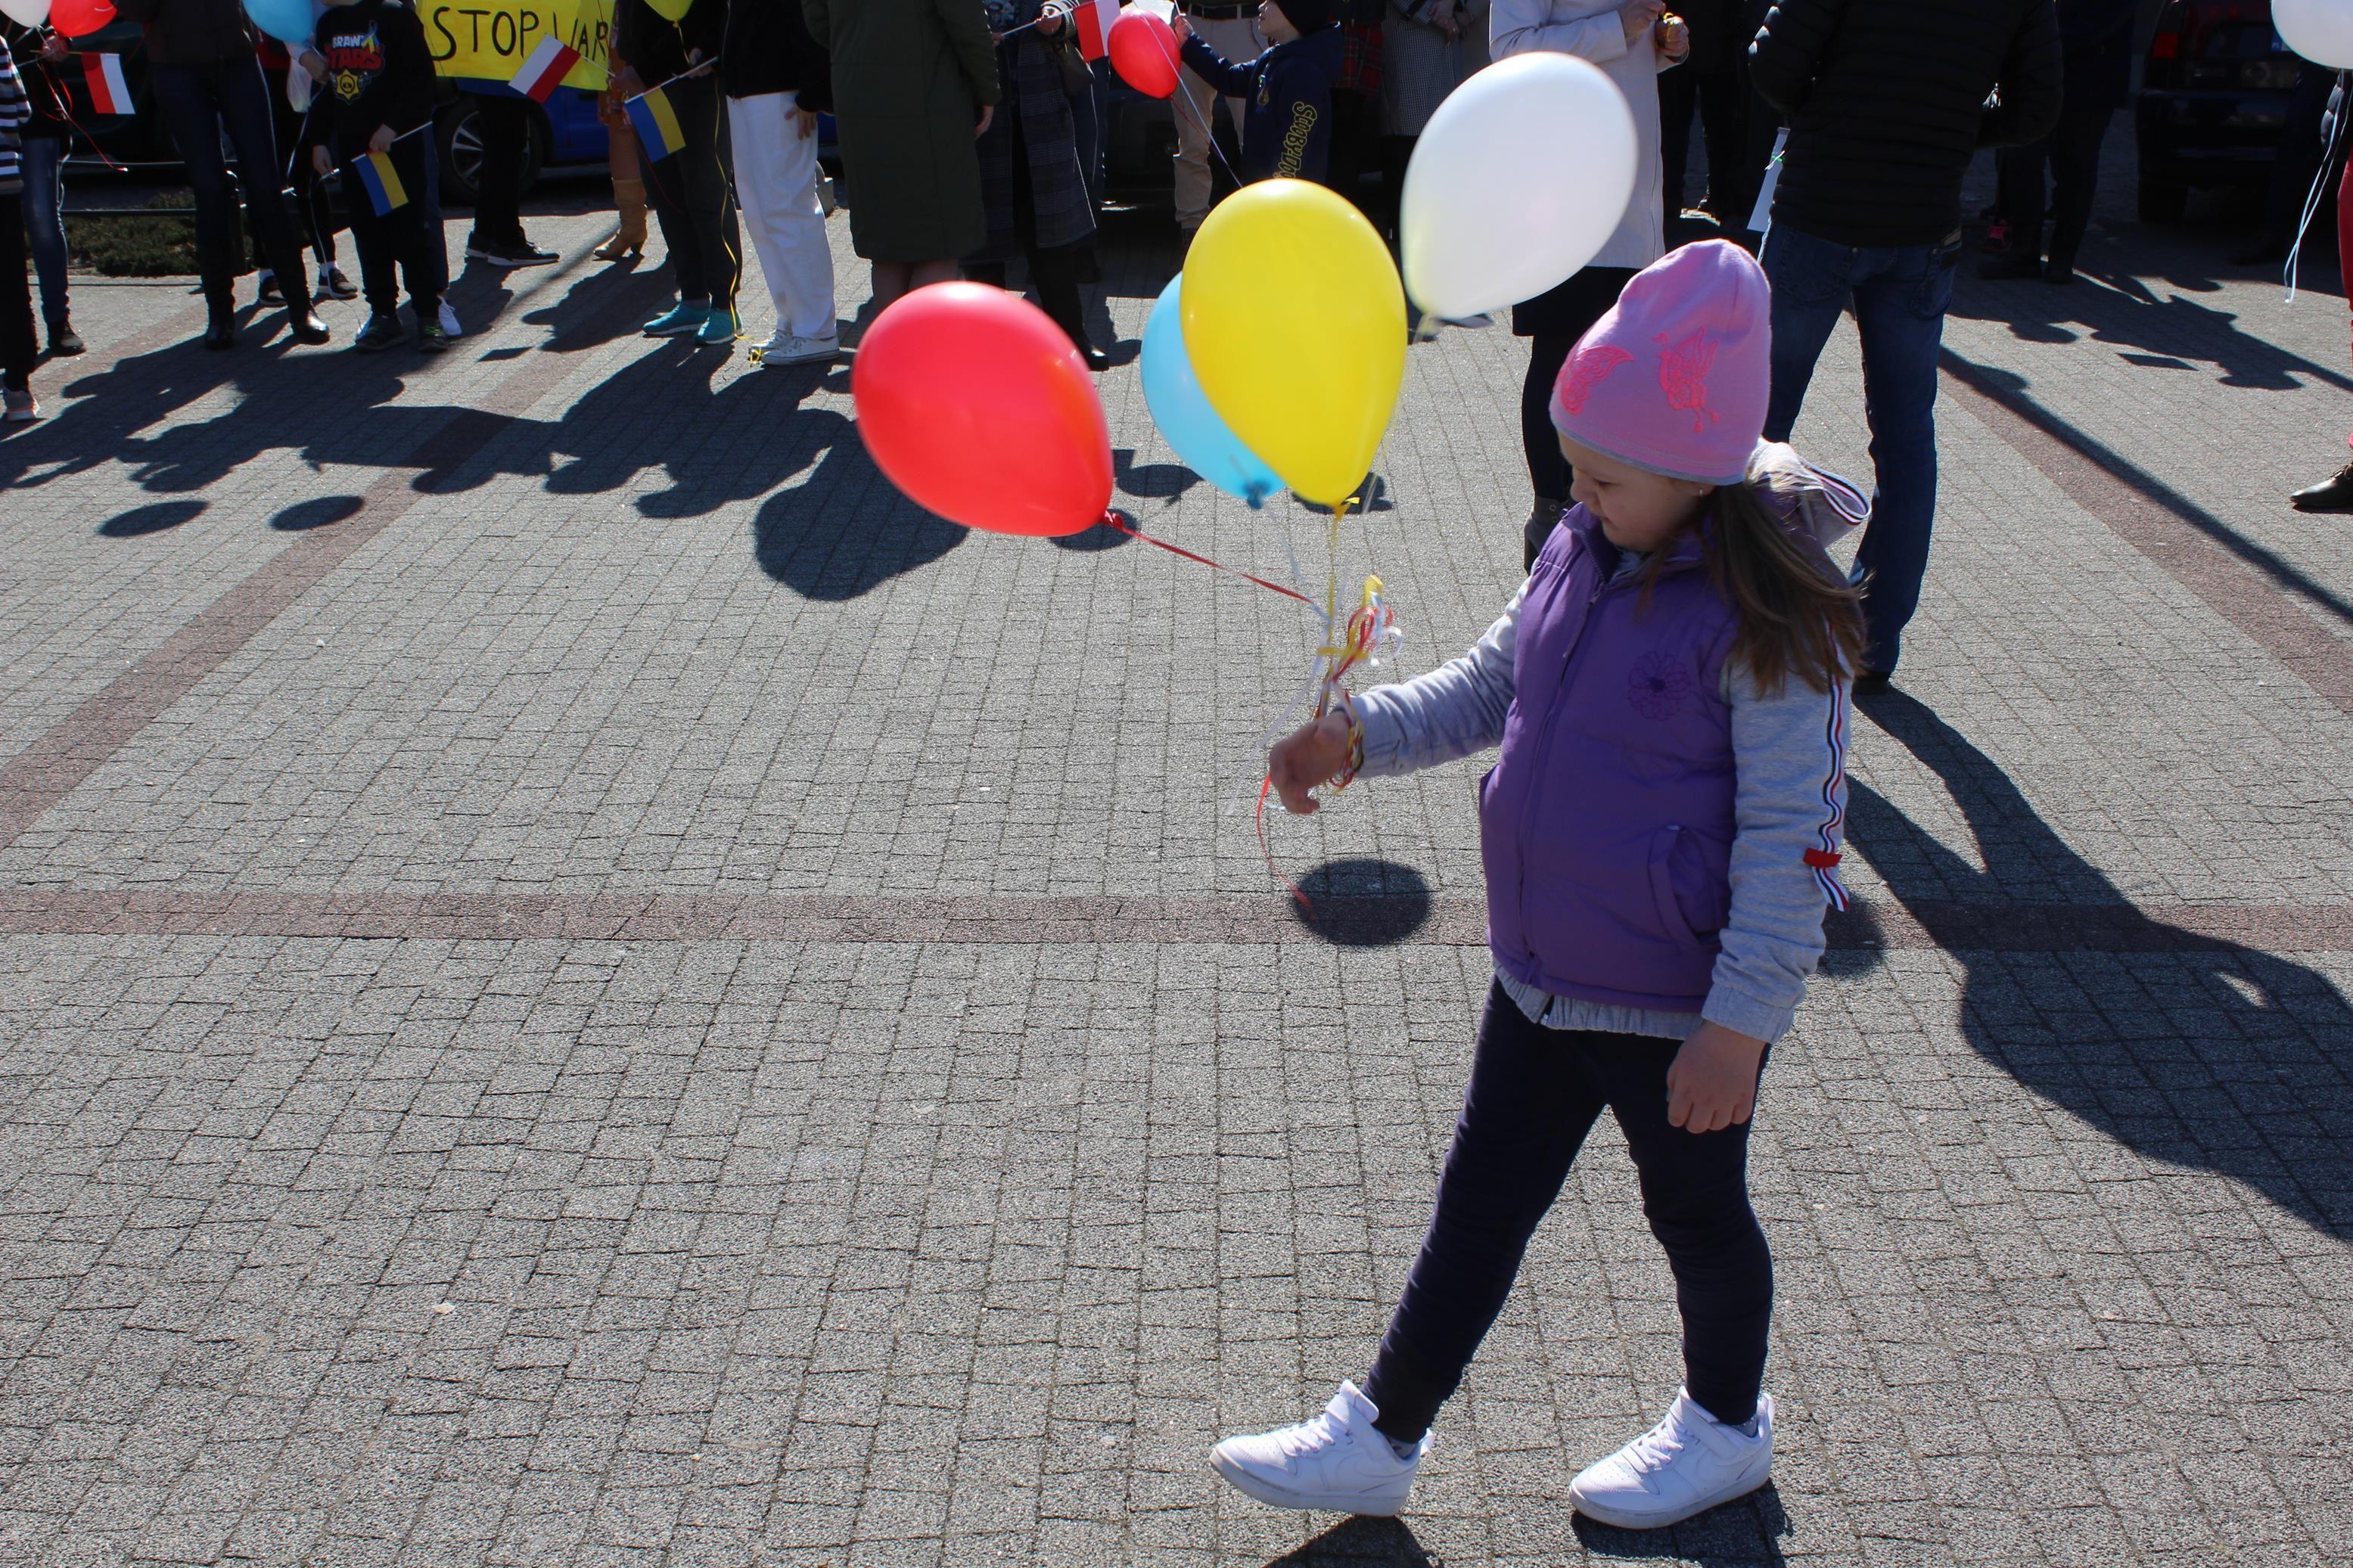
top-left (1174, 0), bottom-right (1340, 188)
top-left (299, 0), bottom-right (441, 352)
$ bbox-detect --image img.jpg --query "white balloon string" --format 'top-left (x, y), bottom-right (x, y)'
top-left (2285, 69), bottom-right (2348, 304)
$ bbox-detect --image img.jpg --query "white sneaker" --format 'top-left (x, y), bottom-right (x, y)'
top-left (437, 299), bottom-right (464, 339)
top-left (1567, 1389), bottom-right (1773, 1530)
top-left (1210, 1382), bottom-right (1425, 1516)
top-left (757, 331), bottom-right (838, 365)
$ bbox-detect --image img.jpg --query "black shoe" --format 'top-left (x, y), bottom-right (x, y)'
top-left (256, 270), bottom-right (284, 306)
top-left (1853, 669), bottom-right (1893, 697)
top-left (288, 307), bottom-right (332, 346)
top-left (46, 319), bottom-right (84, 357)
top-left (2290, 461), bottom-right (2353, 513)
top-left (1976, 252), bottom-right (2043, 281)
top-left (353, 312), bottom-right (406, 352)
top-left (2042, 256), bottom-right (2077, 285)
top-left (467, 235), bottom-right (558, 268)
top-left (203, 315), bottom-right (235, 351)
top-left (1077, 340), bottom-right (1110, 373)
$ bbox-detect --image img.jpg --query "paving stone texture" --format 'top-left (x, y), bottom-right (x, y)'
top-left (0, 134), bottom-right (2349, 1568)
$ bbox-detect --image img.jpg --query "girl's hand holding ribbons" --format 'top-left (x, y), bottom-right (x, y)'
top-left (1665, 1023), bottom-right (1768, 1134)
top-left (1269, 713), bottom-right (1360, 816)
top-left (1618, 0), bottom-right (1666, 42)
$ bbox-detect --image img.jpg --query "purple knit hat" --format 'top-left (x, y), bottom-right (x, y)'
top-left (1549, 239), bottom-right (1772, 487)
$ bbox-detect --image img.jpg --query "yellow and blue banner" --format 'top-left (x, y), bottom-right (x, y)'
top-left (426, 0), bottom-right (612, 92)
top-left (351, 151), bottom-right (409, 216)
top-left (626, 86), bottom-right (684, 162)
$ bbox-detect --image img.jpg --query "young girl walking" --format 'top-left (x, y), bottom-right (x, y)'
top-left (1222, 240), bottom-right (1867, 1530)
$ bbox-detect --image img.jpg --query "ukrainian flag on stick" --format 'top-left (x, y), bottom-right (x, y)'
top-left (626, 86), bottom-right (684, 162)
top-left (350, 151), bottom-right (409, 216)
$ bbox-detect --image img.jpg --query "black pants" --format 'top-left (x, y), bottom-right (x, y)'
top-left (1517, 265), bottom-right (1635, 560)
top-left (148, 56), bottom-right (311, 313)
top-left (642, 76), bottom-right (740, 306)
top-left (967, 93), bottom-right (1091, 354)
top-left (468, 92), bottom-right (531, 246)
top-left (0, 191), bottom-right (34, 389)
top-left (1995, 107), bottom-right (2115, 268)
top-left (1363, 984), bottom-right (1773, 1445)
top-left (1661, 61), bottom-right (1747, 219)
top-left (343, 141), bottom-right (439, 316)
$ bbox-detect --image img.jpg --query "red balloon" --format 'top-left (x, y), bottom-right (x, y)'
top-left (851, 282), bottom-right (1111, 539)
top-left (1108, 11), bottom-right (1181, 99)
top-left (51, 0), bottom-right (117, 36)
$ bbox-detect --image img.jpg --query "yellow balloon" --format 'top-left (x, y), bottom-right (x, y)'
top-left (647, 0), bottom-right (691, 19)
top-left (1180, 179), bottom-right (1407, 508)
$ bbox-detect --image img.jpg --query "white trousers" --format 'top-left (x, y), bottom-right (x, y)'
top-left (726, 90), bottom-right (837, 340)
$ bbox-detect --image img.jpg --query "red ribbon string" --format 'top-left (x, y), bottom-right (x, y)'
top-left (1256, 775), bottom-right (1313, 912)
top-left (1099, 511), bottom-right (1317, 607)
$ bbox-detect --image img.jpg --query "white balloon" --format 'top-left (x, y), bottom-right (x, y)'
top-left (0, 0), bottom-right (50, 26)
top-left (2276, 0), bottom-right (2353, 69)
top-left (1400, 52), bottom-right (1639, 322)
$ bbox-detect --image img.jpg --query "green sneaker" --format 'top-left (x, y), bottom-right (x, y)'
top-left (415, 319), bottom-right (449, 353)
top-left (695, 306), bottom-right (739, 346)
top-left (353, 312), bottom-right (405, 352)
top-left (642, 302), bottom-right (707, 337)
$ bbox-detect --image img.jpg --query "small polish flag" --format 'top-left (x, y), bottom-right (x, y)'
top-left (82, 52), bottom-right (132, 117)
top-left (1072, 0), bottom-right (1120, 61)
top-left (508, 34), bottom-right (580, 103)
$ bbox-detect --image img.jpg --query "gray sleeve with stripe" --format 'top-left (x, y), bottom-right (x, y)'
top-left (1705, 666), bottom-right (1852, 1042)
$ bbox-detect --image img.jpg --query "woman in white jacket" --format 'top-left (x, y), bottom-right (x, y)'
top-left (1492, 0), bottom-right (1686, 567)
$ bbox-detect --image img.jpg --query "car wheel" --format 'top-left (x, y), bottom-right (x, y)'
top-left (436, 101), bottom-right (549, 207)
top-left (2137, 174), bottom-right (2189, 225)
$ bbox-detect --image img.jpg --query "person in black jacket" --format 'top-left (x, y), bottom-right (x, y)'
top-left (723, 0), bottom-right (835, 362)
top-left (1982, 0), bottom-right (2134, 284)
top-left (1749, 0), bottom-right (2061, 689)
top-left (1658, 0), bottom-right (1748, 225)
top-left (117, 0), bottom-right (332, 349)
top-left (614, 0), bottom-right (741, 346)
top-left (300, 0), bottom-right (443, 352)
top-left (1174, 0), bottom-right (1341, 188)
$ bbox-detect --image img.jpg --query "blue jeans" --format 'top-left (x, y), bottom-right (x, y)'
top-left (147, 56), bottom-right (309, 309)
top-left (1761, 222), bottom-right (1960, 674)
top-left (20, 134), bottom-right (67, 326)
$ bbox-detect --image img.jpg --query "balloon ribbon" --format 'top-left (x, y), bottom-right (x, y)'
top-left (1099, 511), bottom-right (1316, 607)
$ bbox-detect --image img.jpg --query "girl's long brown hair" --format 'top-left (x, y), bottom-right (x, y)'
top-left (1697, 480), bottom-right (1869, 696)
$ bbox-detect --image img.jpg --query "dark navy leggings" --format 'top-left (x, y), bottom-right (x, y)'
top-left (1364, 983), bottom-right (1773, 1443)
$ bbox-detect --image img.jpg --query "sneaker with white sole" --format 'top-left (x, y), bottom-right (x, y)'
top-left (437, 298), bottom-right (464, 338)
top-left (3, 387), bottom-right (39, 424)
top-left (757, 331), bottom-right (838, 365)
top-left (1211, 1382), bottom-right (1426, 1517)
top-left (1566, 1389), bottom-right (1773, 1530)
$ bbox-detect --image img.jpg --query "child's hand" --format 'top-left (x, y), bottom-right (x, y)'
top-left (368, 123), bottom-right (394, 154)
top-left (311, 144), bottom-right (333, 177)
top-left (1172, 13), bottom-right (1191, 42)
top-left (299, 48), bottom-right (327, 82)
top-left (1656, 12), bottom-right (1689, 61)
top-left (1665, 1022), bottom-right (1767, 1134)
top-left (1268, 713), bottom-right (1356, 815)
top-left (1618, 0), bottom-right (1666, 42)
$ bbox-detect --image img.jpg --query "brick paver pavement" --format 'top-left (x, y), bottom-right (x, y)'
top-left (1, 149), bottom-right (2349, 1567)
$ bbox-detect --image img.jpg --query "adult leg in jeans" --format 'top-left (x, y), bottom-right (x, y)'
top-left (1846, 242), bottom-right (1954, 675)
top-left (1361, 986), bottom-right (1612, 1445)
top-left (1759, 222), bottom-right (1854, 448)
top-left (209, 56), bottom-right (317, 318)
top-left (20, 136), bottom-right (69, 333)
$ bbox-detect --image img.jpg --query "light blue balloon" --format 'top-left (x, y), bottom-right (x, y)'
top-left (244, 0), bottom-right (314, 45)
top-left (1142, 274), bottom-right (1282, 508)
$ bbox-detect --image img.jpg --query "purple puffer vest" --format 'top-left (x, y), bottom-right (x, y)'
top-left (1481, 508), bottom-right (1739, 1011)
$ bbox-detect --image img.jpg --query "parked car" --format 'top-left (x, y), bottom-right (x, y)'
top-left (434, 81), bottom-right (607, 206)
top-left (2137, 0), bottom-right (2302, 221)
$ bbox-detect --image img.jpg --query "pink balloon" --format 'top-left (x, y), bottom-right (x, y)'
top-left (1108, 11), bottom-right (1181, 99)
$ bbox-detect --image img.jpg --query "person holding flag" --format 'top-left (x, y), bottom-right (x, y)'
top-left (614, 0), bottom-right (741, 346)
top-left (300, 0), bottom-right (446, 351)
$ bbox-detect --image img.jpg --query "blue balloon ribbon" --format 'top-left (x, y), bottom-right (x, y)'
top-left (1141, 275), bottom-right (1282, 508)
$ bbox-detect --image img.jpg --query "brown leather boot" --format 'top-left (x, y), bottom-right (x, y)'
top-left (595, 177), bottom-right (648, 260)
